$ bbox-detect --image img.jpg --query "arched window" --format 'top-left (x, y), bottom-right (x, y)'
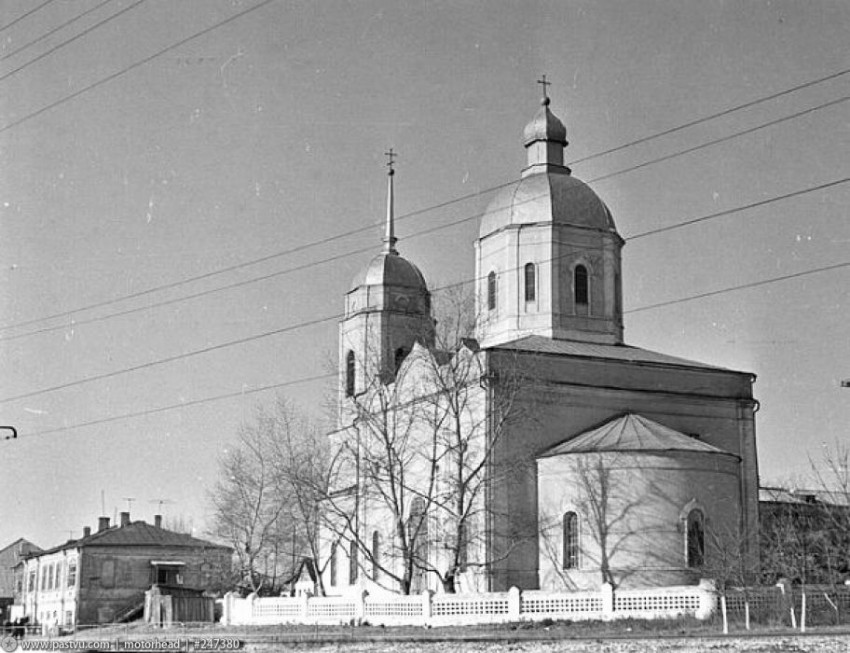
top-left (348, 540), bottom-right (358, 584)
top-left (524, 263), bottom-right (536, 303)
top-left (574, 265), bottom-right (589, 313)
top-left (487, 271), bottom-right (497, 311)
top-left (562, 511), bottom-right (578, 569)
top-left (372, 531), bottom-right (381, 581)
top-left (394, 347), bottom-right (408, 373)
top-left (686, 509), bottom-right (705, 568)
top-left (329, 543), bottom-right (337, 586)
top-left (345, 350), bottom-right (355, 397)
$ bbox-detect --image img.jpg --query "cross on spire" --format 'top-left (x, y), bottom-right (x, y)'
top-left (383, 148), bottom-right (397, 254)
top-left (537, 74), bottom-right (552, 105)
top-left (385, 147), bottom-right (397, 176)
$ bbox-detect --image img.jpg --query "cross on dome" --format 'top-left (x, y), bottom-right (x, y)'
top-left (537, 74), bottom-right (552, 105)
top-left (385, 148), bottom-right (397, 176)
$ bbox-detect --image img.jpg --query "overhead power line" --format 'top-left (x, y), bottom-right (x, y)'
top-left (0, 0), bottom-right (147, 83)
top-left (3, 176), bottom-right (846, 343)
top-left (587, 95), bottom-right (850, 184)
top-left (569, 66), bottom-right (850, 165)
top-left (25, 372), bottom-right (336, 438)
top-left (0, 0), bottom-right (59, 34)
top-left (0, 181), bottom-right (517, 333)
top-left (0, 0), bottom-right (117, 63)
top-left (0, 0), bottom-right (277, 135)
top-left (14, 254), bottom-right (850, 439)
top-left (3, 210), bottom-right (850, 407)
top-left (0, 62), bottom-right (845, 331)
top-left (624, 260), bottom-right (850, 315)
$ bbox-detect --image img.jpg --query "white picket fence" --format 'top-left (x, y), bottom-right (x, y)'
top-left (221, 581), bottom-right (717, 627)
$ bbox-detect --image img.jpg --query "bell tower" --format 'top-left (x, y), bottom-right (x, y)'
top-left (475, 80), bottom-right (624, 348)
top-left (339, 153), bottom-right (435, 415)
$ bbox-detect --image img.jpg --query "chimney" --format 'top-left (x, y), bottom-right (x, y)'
top-left (120, 512), bottom-right (130, 527)
top-left (98, 517), bottom-right (110, 532)
top-left (83, 526), bottom-right (91, 538)
top-left (154, 515), bottom-right (162, 528)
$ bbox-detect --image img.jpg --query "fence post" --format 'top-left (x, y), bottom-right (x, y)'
top-left (696, 578), bottom-right (717, 620)
top-left (421, 590), bottom-right (432, 627)
top-left (508, 586), bottom-right (521, 622)
top-left (301, 592), bottom-right (310, 623)
top-left (354, 590), bottom-right (367, 624)
top-left (601, 582), bottom-right (614, 618)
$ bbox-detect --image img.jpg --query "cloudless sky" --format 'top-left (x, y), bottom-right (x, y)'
top-left (0, 0), bottom-right (848, 548)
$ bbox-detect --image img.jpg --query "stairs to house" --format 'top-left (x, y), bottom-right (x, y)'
top-left (114, 599), bottom-right (145, 623)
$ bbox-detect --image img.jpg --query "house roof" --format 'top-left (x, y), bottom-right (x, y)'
top-left (29, 521), bottom-right (231, 557)
top-left (0, 538), bottom-right (41, 560)
top-left (760, 486), bottom-right (850, 507)
top-left (538, 413), bottom-right (737, 458)
top-left (489, 335), bottom-right (745, 374)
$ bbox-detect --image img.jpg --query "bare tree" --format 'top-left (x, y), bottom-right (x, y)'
top-left (208, 401), bottom-right (328, 594)
top-left (322, 289), bottom-right (529, 594)
top-left (322, 343), bottom-right (430, 595)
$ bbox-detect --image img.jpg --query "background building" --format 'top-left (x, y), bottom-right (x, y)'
top-left (17, 513), bottom-right (231, 627)
top-left (0, 538), bottom-right (41, 623)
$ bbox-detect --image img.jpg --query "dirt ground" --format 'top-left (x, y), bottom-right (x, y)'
top-left (244, 634), bottom-right (850, 652)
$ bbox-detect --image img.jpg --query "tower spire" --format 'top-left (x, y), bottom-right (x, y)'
top-left (383, 148), bottom-right (398, 255)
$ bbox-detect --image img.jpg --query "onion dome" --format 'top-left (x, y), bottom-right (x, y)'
top-left (523, 97), bottom-right (567, 148)
top-left (479, 95), bottom-right (617, 239)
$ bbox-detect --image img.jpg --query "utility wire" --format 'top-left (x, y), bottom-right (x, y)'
top-left (569, 66), bottom-right (850, 165)
top-left (626, 177), bottom-right (850, 240)
top-left (0, 0), bottom-right (145, 82)
top-left (624, 260), bottom-right (850, 315)
top-left (0, 313), bottom-right (339, 405)
top-left (25, 372), bottom-right (336, 438)
top-left (587, 95), bottom-right (850, 184)
top-left (4, 176), bottom-right (846, 343)
top-left (15, 255), bottom-right (850, 438)
top-left (0, 179), bottom-right (517, 333)
top-left (0, 63), bottom-right (846, 329)
top-left (0, 0), bottom-right (277, 135)
top-left (3, 201), bottom-right (849, 406)
top-left (0, 0), bottom-right (117, 63)
top-left (0, 0), bottom-right (59, 34)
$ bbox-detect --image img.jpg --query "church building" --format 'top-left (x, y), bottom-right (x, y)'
top-left (323, 87), bottom-right (759, 594)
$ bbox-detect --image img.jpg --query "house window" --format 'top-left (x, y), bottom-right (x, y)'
top-left (67, 561), bottom-right (77, 588)
top-left (574, 265), bottom-right (589, 314)
top-left (487, 271), bottom-right (497, 311)
top-left (562, 511), bottom-right (578, 570)
top-left (345, 350), bottom-right (355, 397)
top-left (371, 531), bottom-right (381, 581)
top-left (28, 571), bottom-right (35, 592)
top-left (524, 263), bottom-right (535, 302)
top-left (686, 509), bottom-right (705, 568)
top-left (329, 543), bottom-right (337, 587)
top-left (54, 562), bottom-right (62, 590)
top-left (348, 541), bottom-right (358, 585)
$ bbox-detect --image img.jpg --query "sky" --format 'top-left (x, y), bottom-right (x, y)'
top-left (0, 0), bottom-right (848, 549)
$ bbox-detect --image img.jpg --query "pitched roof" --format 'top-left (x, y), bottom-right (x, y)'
top-left (31, 521), bottom-right (231, 557)
top-left (489, 335), bottom-right (743, 373)
top-left (538, 413), bottom-right (737, 458)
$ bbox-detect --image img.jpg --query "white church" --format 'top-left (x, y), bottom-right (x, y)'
top-left (321, 89), bottom-right (760, 595)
